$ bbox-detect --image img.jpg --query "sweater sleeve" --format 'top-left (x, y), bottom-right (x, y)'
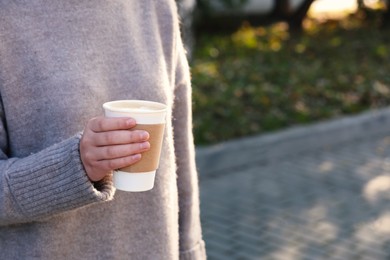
top-left (0, 103), bottom-right (114, 226)
top-left (172, 26), bottom-right (207, 260)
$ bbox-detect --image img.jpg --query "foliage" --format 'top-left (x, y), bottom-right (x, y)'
top-left (191, 12), bottom-right (390, 145)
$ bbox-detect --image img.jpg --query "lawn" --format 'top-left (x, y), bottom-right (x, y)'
top-left (190, 11), bottom-right (390, 145)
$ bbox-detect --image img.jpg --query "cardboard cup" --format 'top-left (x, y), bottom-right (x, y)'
top-left (102, 100), bottom-right (167, 192)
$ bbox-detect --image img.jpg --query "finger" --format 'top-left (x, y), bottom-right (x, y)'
top-left (95, 142), bottom-right (150, 160)
top-left (98, 154), bottom-right (142, 171)
top-left (94, 130), bottom-right (149, 146)
top-left (89, 116), bottom-right (136, 133)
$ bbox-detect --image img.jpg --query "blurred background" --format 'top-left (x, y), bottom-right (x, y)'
top-left (176, 0), bottom-right (390, 145)
top-left (176, 1), bottom-right (390, 259)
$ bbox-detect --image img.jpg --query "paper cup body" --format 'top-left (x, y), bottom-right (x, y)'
top-left (103, 100), bottom-right (167, 192)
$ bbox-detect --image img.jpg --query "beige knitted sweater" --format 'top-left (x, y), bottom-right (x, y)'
top-left (0, 1), bottom-right (206, 259)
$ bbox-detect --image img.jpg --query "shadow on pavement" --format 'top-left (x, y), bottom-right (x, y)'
top-left (197, 108), bottom-right (390, 259)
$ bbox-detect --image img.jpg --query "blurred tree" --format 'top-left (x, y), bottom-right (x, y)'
top-left (382, 0), bottom-right (390, 27)
top-left (287, 0), bottom-right (316, 31)
top-left (194, 0), bottom-right (249, 19)
top-left (271, 0), bottom-right (290, 18)
top-left (357, 0), bottom-right (365, 9)
top-left (270, 0), bottom-right (316, 31)
top-left (192, 0), bottom-right (250, 32)
top-left (187, 0), bottom-right (319, 34)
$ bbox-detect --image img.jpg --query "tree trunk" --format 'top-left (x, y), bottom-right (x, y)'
top-left (271, 0), bottom-right (291, 19)
top-left (382, 0), bottom-right (390, 28)
top-left (288, 0), bottom-right (315, 31)
top-left (357, 0), bottom-right (365, 9)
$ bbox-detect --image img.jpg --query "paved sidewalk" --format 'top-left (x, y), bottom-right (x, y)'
top-left (196, 108), bottom-right (390, 260)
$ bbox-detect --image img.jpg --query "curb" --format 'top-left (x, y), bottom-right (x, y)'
top-left (196, 107), bottom-right (390, 179)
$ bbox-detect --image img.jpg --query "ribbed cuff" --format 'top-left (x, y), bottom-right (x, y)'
top-left (6, 134), bottom-right (114, 219)
top-left (180, 240), bottom-right (207, 260)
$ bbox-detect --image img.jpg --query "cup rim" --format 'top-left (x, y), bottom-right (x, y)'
top-left (103, 100), bottom-right (167, 113)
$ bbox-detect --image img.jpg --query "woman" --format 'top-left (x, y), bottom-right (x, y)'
top-left (0, 1), bottom-right (206, 259)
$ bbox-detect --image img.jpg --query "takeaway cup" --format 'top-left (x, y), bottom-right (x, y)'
top-left (103, 100), bottom-right (167, 192)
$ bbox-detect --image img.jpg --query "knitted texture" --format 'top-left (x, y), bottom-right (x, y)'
top-left (0, 1), bottom-right (205, 259)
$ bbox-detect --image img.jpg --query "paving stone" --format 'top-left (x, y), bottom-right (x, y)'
top-left (198, 109), bottom-right (390, 259)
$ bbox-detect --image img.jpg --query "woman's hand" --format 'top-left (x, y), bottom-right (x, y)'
top-left (80, 116), bottom-right (150, 182)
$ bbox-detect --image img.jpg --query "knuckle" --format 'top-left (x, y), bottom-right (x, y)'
top-left (104, 133), bottom-right (114, 144)
top-left (105, 147), bottom-right (116, 158)
top-left (117, 119), bottom-right (126, 129)
top-left (127, 131), bottom-right (135, 142)
top-left (97, 120), bottom-right (105, 131)
top-left (129, 131), bottom-right (141, 142)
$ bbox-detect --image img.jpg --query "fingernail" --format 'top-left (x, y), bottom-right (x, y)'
top-left (140, 142), bottom-right (150, 149)
top-left (126, 118), bottom-right (136, 126)
top-left (141, 131), bottom-right (149, 140)
top-left (133, 154), bottom-right (142, 160)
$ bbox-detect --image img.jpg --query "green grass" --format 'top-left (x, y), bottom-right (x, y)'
top-left (191, 12), bottom-right (390, 145)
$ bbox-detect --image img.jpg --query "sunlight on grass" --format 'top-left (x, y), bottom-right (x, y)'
top-left (191, 10), bottom-right (390, 145)
top-left (232, 22), bottom-right (290, 53)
